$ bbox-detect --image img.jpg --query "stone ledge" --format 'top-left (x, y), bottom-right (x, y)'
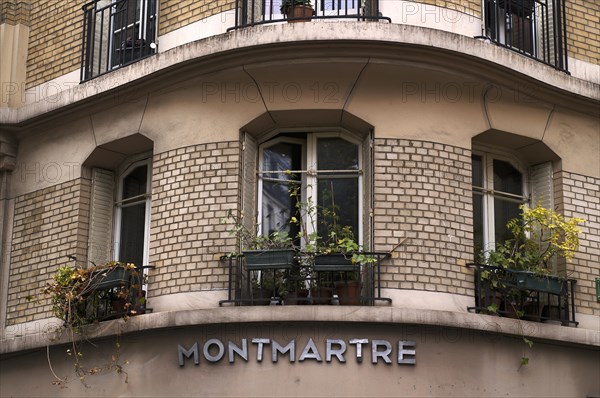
top-left (1, 22), bottom-right (598, 125)
top-left (1, 306), bottom-right (598, 355)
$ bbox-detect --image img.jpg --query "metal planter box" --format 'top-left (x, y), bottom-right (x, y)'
top-left (313, 254), bottom-right (357, 272)
top-left (243, 249), bottom-right (295, 270)
top-left (516, 272), bottom-right (564, 295)
top-left (90, 267), bottom-right (133, 290)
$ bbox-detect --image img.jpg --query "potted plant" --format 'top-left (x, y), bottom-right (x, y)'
top-left (280, 0), bottom-right (314, 22)
top-left (479, 203), bottom-right (585, 318)
top-left (224, 209), bottom-right (295, 270)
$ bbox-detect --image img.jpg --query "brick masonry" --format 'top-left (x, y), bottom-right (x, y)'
top-left (25, 0), bottom-right (80, 88)
top-left (372, 139), bottom-right (475, 296)
top-left (555, 171), bottom-right (600, 318)
top-left (565, 0), bottom-right (600, 65)
top-left (6, 178), bottom-right (90, 325)
top-left (148, 141), bottom-right (240, 297)
top-left (158, 0), bottom-right (236, 36)
top-left (0, 0), bottom-right (30, 25)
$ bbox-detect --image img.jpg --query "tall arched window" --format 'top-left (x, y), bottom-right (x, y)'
top-left (114, 158), bottom-right (151, 267)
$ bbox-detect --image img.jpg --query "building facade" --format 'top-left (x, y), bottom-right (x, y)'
top-left (0, 0), bottom-right (598, 396)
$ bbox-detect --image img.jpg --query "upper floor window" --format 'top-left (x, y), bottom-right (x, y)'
top-left (484, 0), bottom-right (568, 70)
top-left (81, 0), bottom-right (157, 81)
top-left (258, 133), bottom-right (362, 244)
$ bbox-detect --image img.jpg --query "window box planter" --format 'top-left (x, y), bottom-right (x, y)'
top-left (243, 249), bottom-right (295, 270)
top-left (89, 266), bottom-right (134, 290)
top-left (515, 272), bottom-right (564, 295)
top-left (313, 254), bottom-right (357, 272)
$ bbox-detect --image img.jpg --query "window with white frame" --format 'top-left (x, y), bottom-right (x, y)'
top-left (257, 133), bottom-right (364, 245)
top-left (472, 152), bottom-right (528, 257)
top-left (87, 156), bottom-right (151, 268)
top-left (472, 149), bottom-right (554, 259)
top-left (114, 158), bottom-right (151, 267)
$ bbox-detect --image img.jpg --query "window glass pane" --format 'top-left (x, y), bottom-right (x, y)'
top-left (494, 198), bottom-right (521, 246)
top-left (118, 202), bottom-right (146, 266)
top-left (473, 192), bottom-right (484, 257)
top-left (122, 165), bottom-right (147, 200)
top-left (493, 159), bottom-right (522, 195)
top-left (317, 138), bottom-right (358, 171)
top-left (472, 154), bottom-right (483, 187)
top-left (262, 142), bottom-right (302, 180)
top-left (261, 142), bottom-right (302, 239)
top-left (261, 181), bottom-right (300, 238)
top-left (317, 178), bottom-right (359, 242)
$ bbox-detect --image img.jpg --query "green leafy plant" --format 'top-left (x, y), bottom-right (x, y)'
top-left (478, 204), bottom-right (585, 366)
top-left (41, 261), bottom-right (144, 386)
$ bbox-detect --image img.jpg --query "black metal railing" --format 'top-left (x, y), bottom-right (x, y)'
top-left (81, 0), bottom-right (157, 82)
top-left (467, 263), bottom-right (577, 326)
top-left (219, 252), bottom-right (392, 306)
top-left (484, 0), bottom-right (568, 71)
top-left (230, 0), bottom-right (390, 30)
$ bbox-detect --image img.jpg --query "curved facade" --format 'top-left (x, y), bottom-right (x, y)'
top-left (1, 1), bottom-right (599, 397)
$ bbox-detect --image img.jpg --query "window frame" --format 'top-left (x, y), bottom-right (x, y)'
top-left (472, 147), bottom-right (529, 253)
top-left (113, 155), bottom-right (152, 268)
top-left (257, 131), bottom-right (364, 246)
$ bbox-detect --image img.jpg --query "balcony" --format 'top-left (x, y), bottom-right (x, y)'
top-left (230, 0), bottom-right (390, 29)
top-left (219, 251), bottom-right (392, 306)
top-left (484, 0), bottom-right (568, 71)
top-left (81, 0), bottom-right (157, 82)
top-left (467, 263), bottom-right (578, 326)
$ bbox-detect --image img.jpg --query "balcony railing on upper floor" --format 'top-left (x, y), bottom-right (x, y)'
top-left (484, 0), bottom-right (568, 71)
top-left (81, 0), bottom-right (157, 82)
top-left (230, 0), bottom-right (390, 30)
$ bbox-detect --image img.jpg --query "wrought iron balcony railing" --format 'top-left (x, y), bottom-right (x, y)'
top-left (230, 0), bottom-right (390, 30)
top-left (219, 252), bottom-right (392, 306)
top-left (467, 263), bottom-right (577, 326)
top-left (483, 0), bottom-right (568, 71)
top-left (81, 0), bottom-right (157, 82)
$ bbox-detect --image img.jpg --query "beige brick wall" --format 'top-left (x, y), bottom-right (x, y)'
top-left (565, 0), bottom-right (600, 65)
top-left (158, 0), bottom-right (236, 36)
top-left (25, 0), bottom-right (80, 88)
top-left (148, 141), bottom-right (240, 297)
top-left (372, 139), bottom-right (474, 296)
top-left (0, 0), bottom-right (30, 25)
top-left (555, 171), bottom-right (600, 318)
top-left (6, 178), bottom-right (90, 325)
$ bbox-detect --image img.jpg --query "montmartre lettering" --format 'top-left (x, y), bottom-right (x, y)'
top-left (178, 339), bottom-right (416, 366)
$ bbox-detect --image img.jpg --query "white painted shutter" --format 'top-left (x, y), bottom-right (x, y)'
top-left (529, 162), bottom-right (554, 210)
top-left (88, 168), bottom-right (115, 266)
top-left (529, 161), bottom-right (557, 271)
top-left (241, 132), bottom-right (258, 250)
top-left (362, 132), bottom-right (373, 251)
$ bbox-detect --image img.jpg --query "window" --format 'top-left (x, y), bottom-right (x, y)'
top-left (472, 150), bottom-right (554, 258)
top-left (253, 132), bottom-right (368, 246)
top-left (81, 0), bottom-right (157, 81)
top-left (114, 159), bottom-right (151, 267)
top-left (472, 152), bottom-right (527, 256)
top-left (87, 156), bottom-right (151, 268)
top-left (484, 0), bottom-right (567, 70)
